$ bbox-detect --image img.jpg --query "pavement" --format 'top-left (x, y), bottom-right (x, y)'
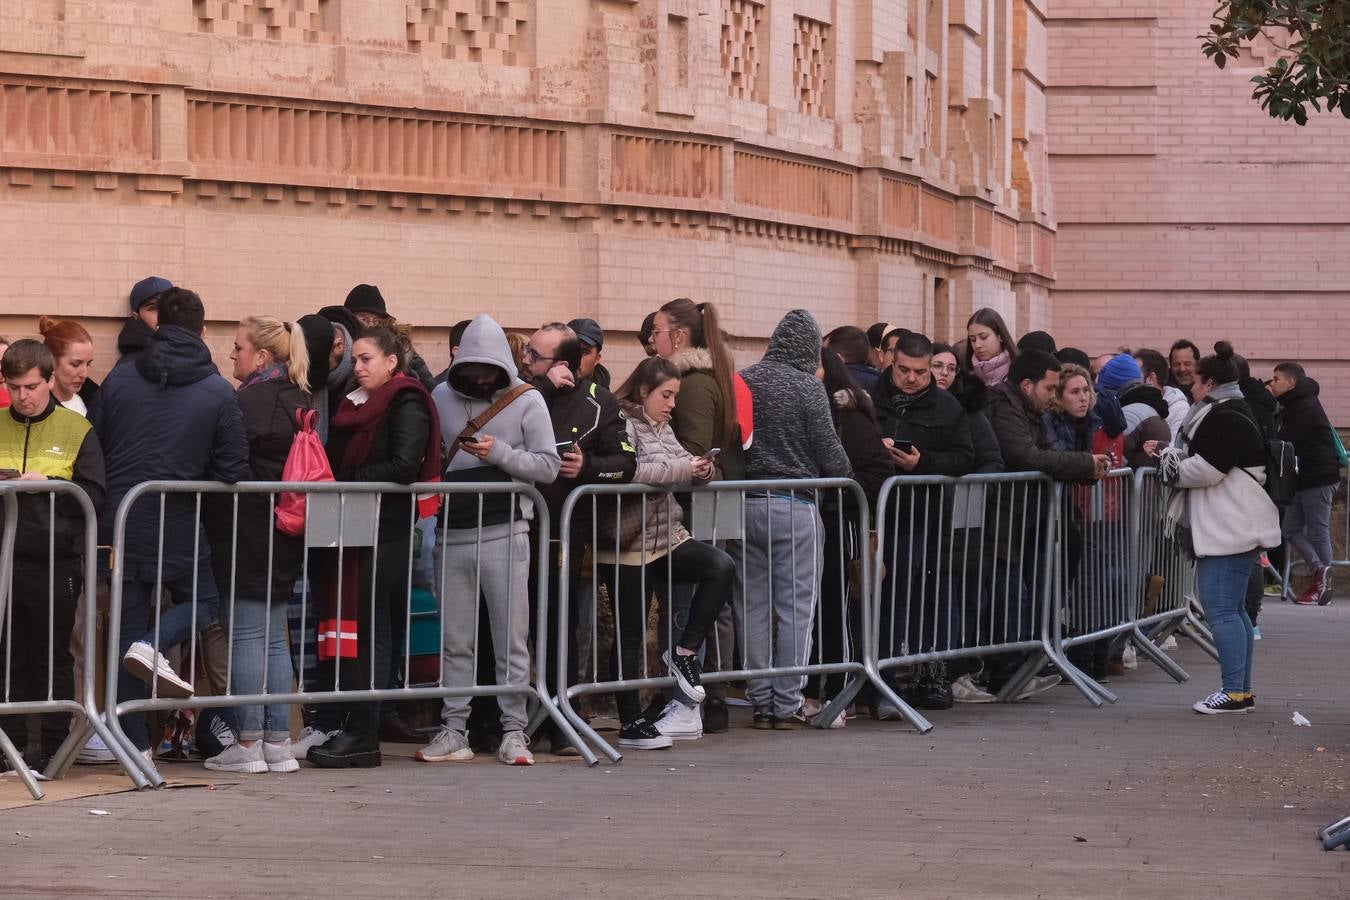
top-left (2, 600), bottom-right (1347, 898)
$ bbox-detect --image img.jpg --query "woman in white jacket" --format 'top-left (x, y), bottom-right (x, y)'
top-left (1147, 342), bottom-right (1280, 715)
top-left (595, 357), bottom-right (735, 750)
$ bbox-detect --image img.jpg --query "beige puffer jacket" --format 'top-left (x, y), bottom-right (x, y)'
top-left (594, 402), bottom-right (710, 565)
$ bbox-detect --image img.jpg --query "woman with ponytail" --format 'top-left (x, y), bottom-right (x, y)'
top-left (201, 315), bottom-right (314, 774)
top-left (1148, 341), bottom-right (1280, 715)
top-left (38, 316), bottom-right (99, 417)
top-left (649, 297), bottom-right (743, 733)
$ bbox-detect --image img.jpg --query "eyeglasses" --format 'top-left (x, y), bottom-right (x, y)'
top-left (523, 346), bottom-right (555, 364)
top-left (931, 363), bottom-right (958, 374)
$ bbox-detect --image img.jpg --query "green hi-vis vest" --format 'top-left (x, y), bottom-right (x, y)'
top-left (0, 405), bottom-right (92, 480)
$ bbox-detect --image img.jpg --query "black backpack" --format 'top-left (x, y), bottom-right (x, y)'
top-left (1259, 438), bottom-right (1299, 507)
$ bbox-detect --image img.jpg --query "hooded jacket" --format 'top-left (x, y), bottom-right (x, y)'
top-left (115, 316), bottom-right (155, 367)
top-left (1117, 381), bottom-right (1172, 467)
top-left (0, 396), bottom-right (106, 564)
top-left (94, 325), bottom-right (248, 579)
top-left (740, 310), bottom-right (851, 482)
top-left (594, 401), bottom-right (708, 565)
top-left (987, 381), bottom-right (1095, 482)
top-left (1276, 376), bottom-right (1340, 490)
top-left (668, 347), bottom-right (746, 480)
top-left (432, 315), bottom-right (560, 541)
top-left (1161, 384), bottom-right (1190, 437)
top-left (870, 374), bottom-right (976, 477)
top-left (531, 365), bottom-right (635, 537)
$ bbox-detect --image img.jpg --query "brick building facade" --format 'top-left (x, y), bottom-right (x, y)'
top-left (0, 3), bottom-right (1344, 416)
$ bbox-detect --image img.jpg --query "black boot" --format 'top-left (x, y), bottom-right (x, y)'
top-left (308, 729), bottom-right (381, 768)
top-left (901, 662), bottom-right (954, 711)
top-left (702, 696), bottom-right (729, 734)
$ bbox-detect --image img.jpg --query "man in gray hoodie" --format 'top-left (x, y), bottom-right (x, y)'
top-left (420, 315), bottom-right (560, 767)
top-left (738, 309), bottom-right (852, 728)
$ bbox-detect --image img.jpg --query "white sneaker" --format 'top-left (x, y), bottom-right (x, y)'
top-left (263, 740), bottom-right (300, 773)
top-left (122, 641), bottom-right (194, 698)
top-left (1013, 674), bottom-right (1061, 701)
top-left (1121, 644), bottom-right (1138, 669)
top-left (76, 733), bottom-right (116, 765)
top-left (204, 741), bottom-right (267, 774)
top-left (292, 726), bottom-right (337, 756)
top-left (951, 674), bottom-right (997, 704)
top-left (653, 699), bottom-right (703, 741)
top-left (497, 730), bottom-right (534, 766)
top-left (1160, 635), bottom-right (1179, 650)
top-left (810, 708), bottom-right (847, 729)
top-left (415, 727), bottom-right (474, 763)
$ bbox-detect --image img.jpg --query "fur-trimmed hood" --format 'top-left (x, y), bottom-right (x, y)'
top-left (669, 346), bottom-right (714, 375)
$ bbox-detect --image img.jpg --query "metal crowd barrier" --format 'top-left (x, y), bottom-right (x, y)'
top-left (1054, 469), bottom-right (1189, 706)
top-left (1131, 469), bottom-right (1216, 661)
top-left (869, 471), bottom-right (1067, 730)
top-left (103, 480), bottom-right (594, 789)
top-left (0, 481), bottom-right (139, 800)
top-left (550, 478), bottom-right (891, 761)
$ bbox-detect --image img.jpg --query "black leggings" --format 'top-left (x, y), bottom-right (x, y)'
top-left (599, 540), bottom-right (734, 724)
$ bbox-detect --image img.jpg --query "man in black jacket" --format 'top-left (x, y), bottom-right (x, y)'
top-left (0, 341), bottom-right (106, 772)
top-left (1271, 362), bottom-right (1341, 605)
top-left (116, 275), bottom-right (173, 367)
top-left (95, 288), bottom-right (248, 767)
top-left (868, 332), bottom-right (976, 712)
top-left (523, 322), bottom-right (636, 751)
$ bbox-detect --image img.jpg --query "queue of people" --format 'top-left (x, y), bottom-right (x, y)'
top-left (0, 287), bottom-right (1344, 780)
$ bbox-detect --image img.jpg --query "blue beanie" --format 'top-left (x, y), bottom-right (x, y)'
top-left (1097, 353), bottom-right (1142, 394)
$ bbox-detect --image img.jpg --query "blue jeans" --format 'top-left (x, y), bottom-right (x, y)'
top-left (1195, 550), bottom-right (1258, 694)
top-left (220, 597), bottom-right (292, 742)
top-left (117, 565), bottom-right (221, 751)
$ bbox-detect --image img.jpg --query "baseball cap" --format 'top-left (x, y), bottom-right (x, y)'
top-left (568, 317), bottom-right (604, 349)
top-left (130, 276), bottom-right (174, 313)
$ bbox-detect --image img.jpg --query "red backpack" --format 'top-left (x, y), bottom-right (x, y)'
top-left (275, 408), bottom-right (335, 536)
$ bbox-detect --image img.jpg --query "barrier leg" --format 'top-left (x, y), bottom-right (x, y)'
top-left (42, 716), bottom-right (90, 780)
top-left (0, 726), bottom-right (43, 801)
top-left (812, 672), bottom-right (865, 729)
top-left (1319, 814), bottom-right (1350, 851)
top-left (534, 686), bottom-right (603, 766)
top-left (1129, 625), bottom-right (1189, 683)
top-left (1179, 612), bottom-right (1219, 661)
top-left (865, 666), bottom-right (934, 734)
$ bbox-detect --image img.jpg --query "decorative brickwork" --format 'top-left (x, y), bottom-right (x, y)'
top-left (194, 0), bottom-right (334, 43)
top-left (406, 0), bottom-right (530, 66)
top-left (721, 0), bottom-right (764, 102)
top-left (611, 135), bottom-right (720, 199)
top-left (0, 81), bottom-right (155, 160)
top-left (791, 16), bottom-right (830, 117)
top-left (734, 151), bottom-right (851, 221)
top-left (187, 98), bottom-right (563, 191)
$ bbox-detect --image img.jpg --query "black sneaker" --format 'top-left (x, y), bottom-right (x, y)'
top-left (773, 708), bottom-right (807, 730)
top-left (702, 696), bottom-right (729, 734)
top-left (1244, 694), bottom-right (1257, 711)
top-left (617, 718), bottom-right (672, 750)
top-left (1192, 691), bottom-right (1249, 715)
top-left (752, 709), bottom-right (774, 730)
top-left (663, 651), bottom-right (706, 703)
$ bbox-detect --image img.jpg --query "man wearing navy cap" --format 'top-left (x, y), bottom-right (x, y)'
top-left (567, 317), bottom-right (610, 389)
top-left (117, 276), bottom-right (173, 366)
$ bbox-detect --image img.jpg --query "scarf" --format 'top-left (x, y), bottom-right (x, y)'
top-left (319, 374), bottom-right (444, 662)
top-left (888, 383), bottom-right (931, 413)
top-left (240, 364), bottom-right (288, 391)
top-left (971, 350), bottom-right (1011, 387)
top-left (313, 325), bottom-right (355, 443)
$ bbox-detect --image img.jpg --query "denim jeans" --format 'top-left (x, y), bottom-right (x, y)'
top-left (1195, 550), bottom-right (1259, 694)
top-left (220, 597), bottom-right (292, 742)
top-left (117, 564), bottom-right (221, 751)
top-left (1282, 484), bottom-right (1335, 570)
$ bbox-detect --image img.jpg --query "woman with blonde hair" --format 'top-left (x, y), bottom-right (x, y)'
top-left (201, 315), bottom-right (313, 774)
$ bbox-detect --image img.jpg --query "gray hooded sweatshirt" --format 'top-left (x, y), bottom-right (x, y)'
top-left (739, 309), bottom-right (852, 482)
top-left (431, 314), bottom-right (560, 541)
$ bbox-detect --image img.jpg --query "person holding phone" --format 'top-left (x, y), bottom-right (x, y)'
top-left (595, 357), bottom-right (734, 748)
top-left (866, 331), bottom-right (977, 713)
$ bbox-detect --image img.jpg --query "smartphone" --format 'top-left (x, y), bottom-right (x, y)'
top-left (557, 441), bottom-right (578, 456)
top-left (893, 440), bottom-right (916, 454)
top-left (0, 468), bottom-right (19, 480)
top-left (701, 448), bottom-right (722, 461)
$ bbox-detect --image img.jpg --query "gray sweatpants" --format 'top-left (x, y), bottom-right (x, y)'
top-left (734, 494), bottom-right (823, 719)
top-left (437, 531), bottom-right (532, 733)
top-left (1283, 484), bottom-right (1336, 571)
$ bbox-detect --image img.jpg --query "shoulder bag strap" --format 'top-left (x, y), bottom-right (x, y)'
top-left (450, 383), bottom-right (536, 457)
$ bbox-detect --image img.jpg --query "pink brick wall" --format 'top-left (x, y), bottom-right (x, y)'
top-left (1047, 2), bottom-right (1350, 422)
